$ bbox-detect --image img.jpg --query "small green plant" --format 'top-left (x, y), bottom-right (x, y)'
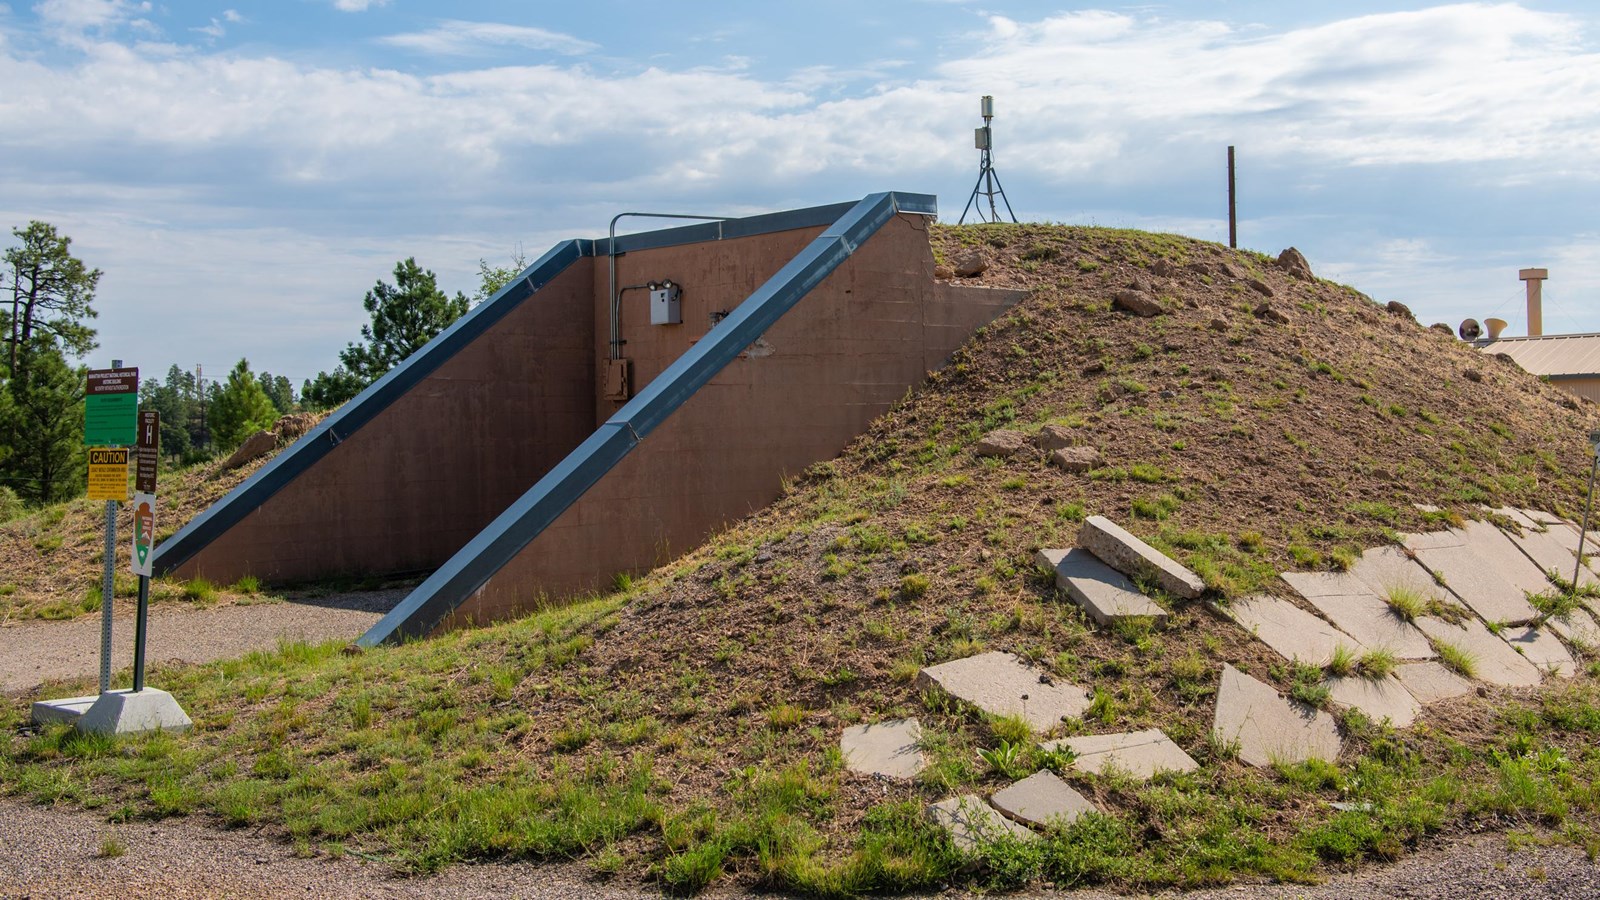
top-left (1357, 649), bottom-right (1397, 679)
top-left (989, 714), bottom-right (1033, 746)
top-left (182, 578), bottom-right (217, 603)
top-left (231, 574), bottom-right (261, 595)
top-left (1289, 662), bottom-right (1330, 708)
top-left (1384, 585), bottom-right (1427, 622)
top-left (611, 571), bottom-right (634, 592)
top-left (1435, 640), bottom-right (1478, 679)
top-left (98, 836), bottom-right (126, 859)
top-left (1288, 543), bottom-right (1323, 568)
top-left (899, 573), bottom-right (930, 600)
top-left (766, 704), bottom-right (805, 730)
top-left (1326, 644), bottom-right (1358, 678)
top-left (977, 740), bottom-right (1027, 780)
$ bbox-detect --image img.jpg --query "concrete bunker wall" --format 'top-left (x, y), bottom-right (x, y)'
top-left (171, 260), bottom-right (599, 583)
top-left (448, 213), bottom-right (1022, 626)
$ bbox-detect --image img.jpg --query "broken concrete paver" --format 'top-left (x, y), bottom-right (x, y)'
top-left (1053, 548), bottom-right (1168, 626)
top-left (1499, 625), bottom-right (1575, 678)
top-left (1079, 516), bottom-right (1205, 599)
top-left (1395, 661), bottom-right (1474, 704)
top-left (1401, 528), bottom-right (1468, 552)
top-left (916, 652), bottom-right (1091, 732)
top-left (1547, 606), bottom-right (1600, 648)
top-left (1348, 546), bottom-right (1455, 606)
top-left (1047, 728), bottom-right (1199, 779)
top-left (1223, 594), bottom-right (1363, 666)
top-left (1415, 617), bottom-right (1542, 687)
top-left (1211, 664), bottom-right (1342, 768)
top-left (1408, 522), bottom-right (1543, 625)
top-left (928, 795), bottom-right (1036, 853)
top-left (841, 718), bottom-right (924, 779)
top-left (1325, 675), bottom-right (1423, 728)
top-left (1290, 587), bottom-right (1436, 660)
top-left (989, 771), bottom-right (1098, 829)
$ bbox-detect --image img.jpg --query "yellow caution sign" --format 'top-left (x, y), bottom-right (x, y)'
top-left (87, 447), bottom-right (129, 502)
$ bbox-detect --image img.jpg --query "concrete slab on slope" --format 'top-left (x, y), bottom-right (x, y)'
top-left (1047, 728), bottom-right (1199, 779)
top-left (841, 718), bottom-right (924, 779)
top-left (1395, 662), bottom-right (1474, 704)
top-left (1078, 516), bottom-right (1205, 599)
top-left (1222, 594), bottom-right (1363, 666)
top-left (917, 652), bottom-right (1091, 733)
top-left (989, 771), bottom-right (1098, 829)
top-left (1288, 586), bottom-right (1436, 660)
top-left (928, 795), bottom-right (1035, 854)
top-left (1212, 664), bottom-right (1342, 768)
top-left (1053, 548), bottom-right (1168, 625)
top-left (1415, 617), bottom-right (1543, 687)
top-left (1326, 675), bottom-right (1422, 727)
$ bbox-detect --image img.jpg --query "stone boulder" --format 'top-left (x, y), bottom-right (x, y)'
top-left (933, 264), bottom-right (954, 280)
top-left (273, 412), bottom-right (318, 444)
top-left (1247, 278), bottom-right (1274, 297)
top-left (1035, 424), bottom-right (1073, 451)
top-left (952, 249), bottom-right (989, 278)
top-left (1253, 302), bottom-right (1290, 325)
top-left (1050, 447), bottom-right (1103, 473)
top-left (973, 429), bottom-right (1028, 458)
top-left (1113, 289), bottom-right (1162, 317)
top-left (1385, 300), bottom-right (1415, 321)
top-left (221, 430), bottom-right (277, 470)
top-left (1276, 247), bottom-right (1314, 280)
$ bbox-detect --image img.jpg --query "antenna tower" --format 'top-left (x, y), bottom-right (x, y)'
top-left (959, 95), bottom-right (1018, 225)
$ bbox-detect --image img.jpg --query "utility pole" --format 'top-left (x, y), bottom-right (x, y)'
top-left (1227, 146), bottom-right (1238, 249)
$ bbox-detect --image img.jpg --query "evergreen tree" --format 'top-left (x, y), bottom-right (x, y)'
top-left (138, 364), bottom-right (203, 460)
top-left (339, 258), bottom-right (468, 382)
top-left (473, 250), bottom-right (527, 306)
top-left (3, 221), bottom-right (101, 376)
top-left (0, 337), bottom-right (84, 504)
top-left (257, 371), bottom-right (295, 414)
top-left (209, 359), bottom-right (277, 449)
top-left (303, 257), bottom-right (469, 410)
top-left (300, 368), bottom-right (364, 411)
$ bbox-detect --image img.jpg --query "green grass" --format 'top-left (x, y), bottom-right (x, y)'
top-left (1326, 644), bottom-right (1358, 678)
top-left (1435, 641), bottom-right (1478, 679)
top-left (1356, 649), bottom-right (1397, 679)
top-left (181, 578), bottom-right (217, 603)
top-left (1382, 585), bottom-right (1427, 622)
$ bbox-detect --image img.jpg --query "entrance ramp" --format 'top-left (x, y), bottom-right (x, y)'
top-left (151, 191), bottom-right (1023, 645)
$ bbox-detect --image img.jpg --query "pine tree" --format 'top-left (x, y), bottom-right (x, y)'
top-left (209, 359), bottom-right (278, 449)
top-left (3, 221), bottom-right (100, 376)
top-left (0, 337), bottom-right (84, 504)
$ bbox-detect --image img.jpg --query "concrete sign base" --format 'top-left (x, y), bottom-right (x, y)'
top-left (42, 688), bottom-right (193, 736)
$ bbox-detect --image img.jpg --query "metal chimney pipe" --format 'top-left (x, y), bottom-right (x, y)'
top-left (1519, 268), bottom-right (1548, 336)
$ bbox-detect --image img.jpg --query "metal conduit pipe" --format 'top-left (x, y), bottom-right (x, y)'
top-left (608, 212), bottom-right (732, 360)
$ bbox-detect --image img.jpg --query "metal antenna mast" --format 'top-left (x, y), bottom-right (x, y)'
top-left (959, 95), bottom-right (1018, 225)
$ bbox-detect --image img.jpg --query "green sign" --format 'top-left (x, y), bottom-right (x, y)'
top-left (84, 368), bottom-right (138, 446)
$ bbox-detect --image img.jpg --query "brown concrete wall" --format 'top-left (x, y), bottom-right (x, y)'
top-left (451, 214), bottom-right (1024, 625)
top-left (174, 258), bottom-right (599, 583)
top-left (599, 226), bottom-right (824, 419)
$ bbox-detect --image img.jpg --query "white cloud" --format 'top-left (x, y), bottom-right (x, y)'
top-left (33, 0), bottom-right (148, 30)
top-left (223, 9), bottom-right (242, 24)
top-left (331, 0), bottom-right (387, 11)
top-left (191, 17), bottom-right (223, 39)
top-left (380, 20), bottom-right (597, 56)
top-left (6, 3), bottom-right (1600, 376)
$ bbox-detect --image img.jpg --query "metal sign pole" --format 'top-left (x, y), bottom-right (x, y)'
top-left (1575, 432), bottom-right (1600, 594)
top-left (133, 575), bottom-right (149, 692)
top-left (99, 499), bottom-right (115, 694)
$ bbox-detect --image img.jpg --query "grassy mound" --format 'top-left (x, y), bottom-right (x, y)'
top-left (7, 224), bottom-right (1600, 895)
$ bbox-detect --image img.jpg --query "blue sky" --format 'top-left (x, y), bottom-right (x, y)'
top-left (2, 1), bottom-right (1599, 387)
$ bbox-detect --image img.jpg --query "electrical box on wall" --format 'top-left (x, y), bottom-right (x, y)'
top-left (650, 280), bottom-right (682, 326)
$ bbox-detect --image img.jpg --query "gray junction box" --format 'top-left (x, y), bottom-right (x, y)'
top-left (650, 281), bottom-right (682, 325)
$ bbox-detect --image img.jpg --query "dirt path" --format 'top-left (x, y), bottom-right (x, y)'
top-left (2, 795), bottom-right (1597, 899)
top-left (0, 591), bottom-right (403, 695)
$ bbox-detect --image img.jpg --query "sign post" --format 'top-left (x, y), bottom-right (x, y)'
top-left (85, 365), bottom-right (137, 694)
top-left (30, 364), bottom-right (189, 736)
top-left (131, 410), bottom-right (158, 693)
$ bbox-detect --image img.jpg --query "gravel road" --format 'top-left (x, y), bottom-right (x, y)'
top-left (3, 795), bottom-right (1597, 899)
top-left (0, 591), bottom-right (403, 695)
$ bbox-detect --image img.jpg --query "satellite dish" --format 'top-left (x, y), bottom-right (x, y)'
top-left (1458, 318), bottom-right (1482, 341)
